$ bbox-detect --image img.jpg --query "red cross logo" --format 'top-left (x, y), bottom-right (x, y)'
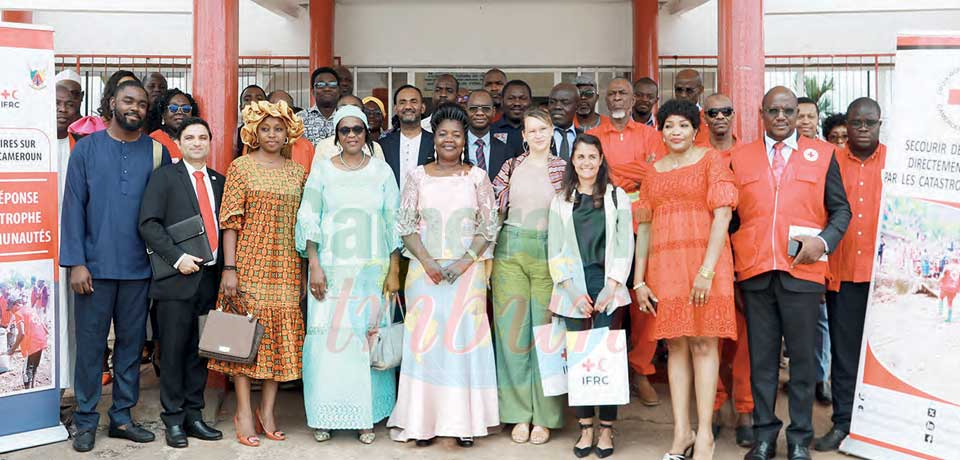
top-left (0, 90), bottom-right (11, 99)
top-left (949, 89), bottom-right (960, 105)
top-left (560, 349), bottom-right (567, 361)
top-left (581, 359), bottom-right (595, 372)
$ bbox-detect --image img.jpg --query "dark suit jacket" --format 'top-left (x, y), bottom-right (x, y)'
top-left (380, 129), bottom-right (435, 187)
top-left (491, 119), bottom-right (525, 156)
top-left (736, 148), bottom-right (851, 294)
top-left (139, 161), bottom-right (225, 301)
top-left (482, 135), bottom-right (517, 183)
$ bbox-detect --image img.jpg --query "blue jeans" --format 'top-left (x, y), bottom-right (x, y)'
top-left (815, 300), bottom-right (830, 382)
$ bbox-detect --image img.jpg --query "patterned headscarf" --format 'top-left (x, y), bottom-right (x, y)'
top-left (239, 100), bottom-right (305, 150)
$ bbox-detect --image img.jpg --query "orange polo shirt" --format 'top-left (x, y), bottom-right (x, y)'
top-left (588, 117), bottom-right (663, 192)
top-left (827, 143), bottom-right (886, 291)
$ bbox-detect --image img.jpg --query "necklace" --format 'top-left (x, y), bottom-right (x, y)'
top-left (338, 152), bottom-right (368, 170)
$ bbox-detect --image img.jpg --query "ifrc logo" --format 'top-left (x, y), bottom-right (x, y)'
top-left (0, 89), bottom-right (21, 109)
top-left (0, 89), bottom-right (19, 100)
top-left (803, 148), bottom-right (819, 162)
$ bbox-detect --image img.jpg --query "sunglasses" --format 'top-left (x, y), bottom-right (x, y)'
top-left (313, 81), bottom-right (339, 89)
top-left (578, 89), bottom-right (597, 98)
top-left (847, 119), bottom-right (881, 129)
top-left (338, 125), bottom-right (366, 136)
top-left (467, 105), bottom-right (494, 114)
top-left (167, 104), bottom-right (193, 114)
top-left (706, 107), bottom-right (734, 118)
top-left (764, 107), bottom-right (797, 117)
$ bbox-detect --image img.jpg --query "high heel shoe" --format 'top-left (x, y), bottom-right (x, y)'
top-left (595, 423), bottom-right (616, 458)
top-left (574, 422), bottom-right (594, 458)
top-left (233, 416), bottom-right (260, 447)
top-left (661, 434), bottom-right (695, 460)
top-left (254, 409), bottom-right (286, 441)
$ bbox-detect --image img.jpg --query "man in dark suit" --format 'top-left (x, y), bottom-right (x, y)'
top-left (491, 80), bottom-right (532, 155)
top-left (138, 117), bottom-right (225, 448)
top-left (548, 82), bottom-right (579, 160)
top-left (381, 84), bottom-right (434, 189)
top-left (465, 89), bottom-right (515, 181)
top-left (729, 86), bottom-right (851, 460)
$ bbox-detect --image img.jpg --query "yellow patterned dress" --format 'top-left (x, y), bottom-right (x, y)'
top-left (207, 155), bottom-right (306, 381)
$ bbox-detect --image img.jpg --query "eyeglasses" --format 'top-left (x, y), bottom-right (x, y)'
top-left (764, 107), bottom-right (797, 117)
top-left (467, 105), bottom-right (494, 114)
top-left (847, 119), bottom-right (881, 129)
top-left (675, 87), bottom-right (699, 95)
top-left (363, 108), bottom-right (383, 117)
top-left (167, 104), bottom-right (193, 114)
top-left (578, 89), bottom-right (597, 98)
top-left (337, 125), bottom-right (365, 136)
top-left (706, 107), bottom-right (734, 118)
top-left (313, 81), bottom-right (339, 89)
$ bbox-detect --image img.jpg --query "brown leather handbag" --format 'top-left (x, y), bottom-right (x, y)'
top-left (199, 295), bottom-right (264, 364)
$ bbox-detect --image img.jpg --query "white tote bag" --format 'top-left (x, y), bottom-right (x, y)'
top-left (566, 327), bottom-right (629, 407)
top-left (534, 316), bottom-right (568, 396)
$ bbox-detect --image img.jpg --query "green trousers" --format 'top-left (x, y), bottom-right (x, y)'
top-left (492, 226), bottom-right (564, 429)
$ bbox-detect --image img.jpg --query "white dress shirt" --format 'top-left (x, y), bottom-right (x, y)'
top-left (174, 161), bottom-right (219, 268)
top-left (467, 131), bottom-right (492, 174)
top-left (399, 131), bottom-right (423, 191)
top-left (763, 131), bottom-right (799, 166)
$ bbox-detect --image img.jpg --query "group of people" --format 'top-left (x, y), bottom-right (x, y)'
top-left (52, 63), bottom-right (889, 460)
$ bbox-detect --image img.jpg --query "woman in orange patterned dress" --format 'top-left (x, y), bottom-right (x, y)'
top-left (208, 100), bottom-right (307, 447)
top-left (632, 99), bottom-right (737, 460)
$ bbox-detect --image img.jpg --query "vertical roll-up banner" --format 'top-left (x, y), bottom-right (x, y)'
top-left (0, 22), bottom-right (69, 452)
top-left (843, 31), bottom-right (960, 460)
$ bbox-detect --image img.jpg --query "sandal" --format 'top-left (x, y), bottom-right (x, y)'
top-left (596, 423), bottom-right (616, 458)
top-left (661, 432), bottom-right (695, 460)
top-left (313, 429), bottom-right (331, 442)
top-left (574, 422), bottom-right (594, 458)
top-left (511, 423), bottom-right (530, 443)
top-left (530, 425), bottom-right (550, 445)
top-left (233, 415), bottom-right (260, 447)
top-left (358, 430), bottom-right (375, 444)
top-left (255, 409), bottom-right (286, 441)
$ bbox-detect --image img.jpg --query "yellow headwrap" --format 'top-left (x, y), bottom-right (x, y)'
top-left (239, 100), bottom-right (305, 151)
top-left (362, 96), bottom-right (385, 116)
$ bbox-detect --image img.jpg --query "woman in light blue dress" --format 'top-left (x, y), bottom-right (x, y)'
top-left (295, 105), bottom-right (401, 444)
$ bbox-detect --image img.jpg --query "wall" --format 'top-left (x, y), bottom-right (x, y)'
top-left (28, 0), bottom-right (960, 63)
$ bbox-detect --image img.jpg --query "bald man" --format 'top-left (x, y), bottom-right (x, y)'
top-left (815, 97), bottom-right (885, 453)
top-left (731, 86), bottom-right (850, 460)
top-left (548, 83), bottom-right (579, 160)
top-left (334, 65), bottom-right (354, 97)
top-left (144, 72), bottom-right (168, 106)
top-left (674, 69), bottom-right (710, 145)
top-left (700, 94), bottom-right (738, 154)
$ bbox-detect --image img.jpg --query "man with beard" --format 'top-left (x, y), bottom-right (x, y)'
top-left (587, 77), bottom-right (662, 407)
top-left (573, 75), bottom-right (605, 132)
top-left (421, 73), bottom-right (459, 132)
top-left (483, 68), bottom-right (507, 121)
top-left (466, 89), bottom-right (514, 181)
top-left (814, 98), bottom-right (886, 453)
top-left (491, 79), bottom-right (532, 155)
top-left (298, 67), bottom-right (341, 144)
top-left (674, 68), bottom-right (710, 145)
top-left (381, 85), bottom-right (434, 190)
top-left (61, 80), bottom-right (171, 453)
top-left (632, 77), bottom-right (659, 127)
top-left (547, 82), bottom-right (578, 160)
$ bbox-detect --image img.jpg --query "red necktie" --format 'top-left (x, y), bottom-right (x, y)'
top-left (193, 170), bottom-right (218, 252)
top-left (475, 138), bottom-right (486, 171)
top-left (771, 141), bottom-right (786, 183)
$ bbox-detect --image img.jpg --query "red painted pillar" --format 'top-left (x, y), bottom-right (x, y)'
top-left (309, 0), bottom-right (335, 71)
top-left (1, 10), bottom-right (33, 23)
top-left (717, 0), bottom-right (765, 143)
top-left (632, 0), bottom-right (659, 81)
top-left (192, 0), bottom-right (238, 174)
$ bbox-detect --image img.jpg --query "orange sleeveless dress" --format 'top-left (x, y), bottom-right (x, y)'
top-left (635, 149), bottom-right (738, 339)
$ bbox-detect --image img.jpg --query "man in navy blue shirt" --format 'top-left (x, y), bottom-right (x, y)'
top-left (61, 80), bottom-right (170, 453)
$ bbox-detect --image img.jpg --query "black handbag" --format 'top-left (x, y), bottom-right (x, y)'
top-left (147, 214), bottom-right (214, 280)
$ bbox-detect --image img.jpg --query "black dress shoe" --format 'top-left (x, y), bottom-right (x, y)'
top-left (736, 425), bottom-right (755, 448)
top-left (415, 438), bottom-right (434, 447)
top-left (185, 420), bottom-right (223, 441)
top-left (456, 437), bottom-right (474, 448)
top-left (787, 444), bottom-right (812, 460)
top-left (108, 423), bottom-right (156, 443)
top-left (164, 425), bottom-right (188, 448)
top-left (72, 430), bottom-right (96, 453)
top-left (743, 440), bottom-right (776, 460)
top-left (813, 427), bottom-right (847, 452)
top-left (815, 381), bottom-right (832, 405)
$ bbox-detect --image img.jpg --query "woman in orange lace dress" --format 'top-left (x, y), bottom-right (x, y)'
top-left (632, 99), bottom-right (737, 460)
